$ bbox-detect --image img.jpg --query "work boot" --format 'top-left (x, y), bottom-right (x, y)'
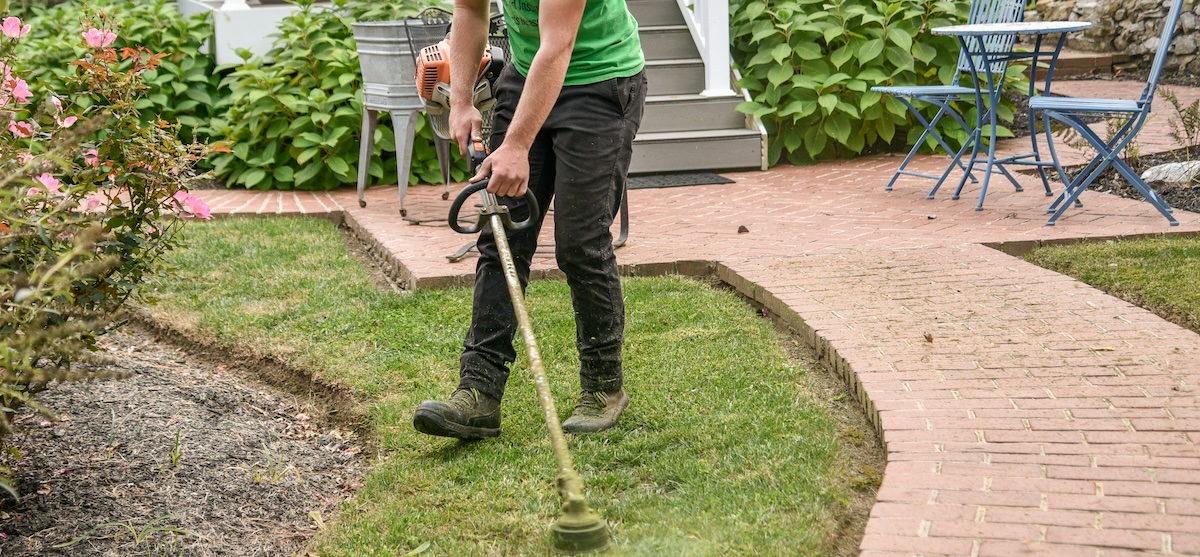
top-left (562, 389), bottom-right (629, 434)
top-left (413, 388), bottom-right (501, 440)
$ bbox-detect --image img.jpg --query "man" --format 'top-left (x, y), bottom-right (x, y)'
top-left (412, 0), bottom-right (647, 439)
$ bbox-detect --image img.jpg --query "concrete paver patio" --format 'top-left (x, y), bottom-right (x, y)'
top-left (193, 80), bottom-right (1200, 556)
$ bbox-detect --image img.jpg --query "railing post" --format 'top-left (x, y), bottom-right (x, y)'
top-left (677, 0), bottom-right (735, 96)
top-left (700, 0), bottom-right (733, 96)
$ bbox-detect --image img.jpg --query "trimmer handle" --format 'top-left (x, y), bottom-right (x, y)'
top-left (447, 141), bottom-right (540, 234)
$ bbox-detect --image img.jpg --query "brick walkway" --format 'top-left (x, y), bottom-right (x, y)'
top-left (193, 80), bottom-right (1200, 556)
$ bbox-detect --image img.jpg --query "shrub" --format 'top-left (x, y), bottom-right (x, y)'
top-left (0, 15), bottom-right (210, 495)
top-left (204, 0), bottom-right (464, 191)
top-left (731, 0), bottom-right (1023, 165)
top-left (8, 0), bottom-right (218, 142)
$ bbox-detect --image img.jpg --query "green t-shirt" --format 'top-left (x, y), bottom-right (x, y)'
top-left (501, 0), bottom-right (644, 86)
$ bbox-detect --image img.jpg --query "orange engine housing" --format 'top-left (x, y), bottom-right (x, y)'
top-left (415, 39), bottom-right (495, 102)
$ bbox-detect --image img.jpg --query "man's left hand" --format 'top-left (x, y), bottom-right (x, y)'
top-left (474, 143), bottom-right (530, 198)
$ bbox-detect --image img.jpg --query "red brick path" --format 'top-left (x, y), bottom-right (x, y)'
top-left (193, 81), bottom-right (1200, 556)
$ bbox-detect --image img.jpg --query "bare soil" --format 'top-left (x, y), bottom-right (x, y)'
top-left (0, 325), bottom-right (368, 556)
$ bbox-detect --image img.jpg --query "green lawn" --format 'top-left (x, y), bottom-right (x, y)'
top-left (149, 217), bottom-right (865, 556)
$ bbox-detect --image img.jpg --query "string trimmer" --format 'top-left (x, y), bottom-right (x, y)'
top-left (402, 36), bottom-right (503, 223)
top-left (447, 143), bottom-right (611, 554)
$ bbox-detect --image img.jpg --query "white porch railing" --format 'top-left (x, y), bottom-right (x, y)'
top-left (675, 0), bottom-right (735, 96)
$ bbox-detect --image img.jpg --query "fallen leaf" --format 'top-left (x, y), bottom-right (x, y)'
top-left (737, 225), bottom-right (749, 233)
top-left (1090, 346), bottom-right (1117, 351)
top-left (923, 332), bottom-right (934, 343)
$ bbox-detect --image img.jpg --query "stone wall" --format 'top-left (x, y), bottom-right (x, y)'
top-left (1034, 0), bottom-right (1199, 73)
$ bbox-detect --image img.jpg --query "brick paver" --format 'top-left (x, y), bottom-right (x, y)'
top-left (192, 80), bottom-right (1200, 555)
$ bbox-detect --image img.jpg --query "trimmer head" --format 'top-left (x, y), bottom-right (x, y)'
top-left (550, 497), bottom-right (610, 555)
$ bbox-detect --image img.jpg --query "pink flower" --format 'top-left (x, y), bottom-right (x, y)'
top-left (2, 17), bottom-right (30, 39)
top-left (26, 187), bottom-right (39, 196)
top-left (8, 78), bottom-right (30, 104)
top-left (34, 173), bottom-right (60, 192)
top-left (8, 120), bottom-right (31, 137)
top-left (83, 149), bottom-right (99, 167)
top-left (82, 28), bottom-right (116, 49)
top-left (50, 95), bottom-right (62, 112)
top-left (83, 195), bottom-right (102, 211)
top-left (16, 152), bottom-right (32, 164)
top-left (173, 191), bottom-right (212, 219)
top-left (55, 115), bottom-right (77, 128)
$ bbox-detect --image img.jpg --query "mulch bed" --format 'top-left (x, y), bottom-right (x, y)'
top-left (0, 326), bottom-right (367, 556)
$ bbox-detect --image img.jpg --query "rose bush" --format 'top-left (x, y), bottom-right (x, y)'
top-left (0, 14), bottom-right (211, 495)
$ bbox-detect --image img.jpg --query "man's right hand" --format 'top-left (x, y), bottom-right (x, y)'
top-left (450, 104), bottom-right (484, 161)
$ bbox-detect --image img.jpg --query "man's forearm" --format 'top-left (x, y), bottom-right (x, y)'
top-left (449, 0), bottom-right (489, 114)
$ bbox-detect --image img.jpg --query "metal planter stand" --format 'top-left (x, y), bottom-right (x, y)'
top-left (351, 14), bottom-right (450, 217)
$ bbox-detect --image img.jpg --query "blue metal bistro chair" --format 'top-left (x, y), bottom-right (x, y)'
top-left (872, 0), bottom-right (1029, 196)
top-left (1033, 0), bottom-right (1186, 226)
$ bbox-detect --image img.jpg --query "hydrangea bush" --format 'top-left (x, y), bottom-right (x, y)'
top-left (0, 13), bottom-right (210, 495)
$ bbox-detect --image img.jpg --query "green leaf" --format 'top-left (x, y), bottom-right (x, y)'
top-left (744, 2), bottom-right (765, 20)
top-left (274, 166), bottom-right (295, 182)
top-left (327, 156), bottom-right (351, 177)
top-left (293, 161), bottom-right (322, 186)
top-left (859, 39), bottom-right (884, 63)
top-left (818, 94), bottom-right (838, 113)
top-left (241, 168), bottom-right (267, 188)
top-left (830, 45), bottom-right (853, 69)
top-left (770, 43), bottom-right (792, 64)
top-left (297, 147), bottom-right (322, 165)
top-left (887, 27), bottom-right (913, 51)
top-left (767, 64), bottom-right (794, 86)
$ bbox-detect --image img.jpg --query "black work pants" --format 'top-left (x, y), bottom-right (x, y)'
top-left (458, 66), bottom-right (647, 402)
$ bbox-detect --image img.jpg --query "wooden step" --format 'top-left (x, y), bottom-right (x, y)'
top-left (627, 0), bottom-right (684, 27)
top-left (631, 129), bottom-right (765, 173)
top-left (640, 94), bottom-right (746, 133)
top-left (645, 58), bottom-right (705, 96)
top-left (639, 24), bottom-right (698, 61)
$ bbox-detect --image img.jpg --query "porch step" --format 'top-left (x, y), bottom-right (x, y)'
top-left (631, 129), bottom-right (765, 173)
top-left (639, 24), bottom-right (698, 61)
top-left (626, 0), bottom-right (766, 173)
top-left (627, 0), bottom-right (685, 26)
top-left (641, 94), bottom-right (746, 133)
top-left (645, 58), bottom-right (706, 96)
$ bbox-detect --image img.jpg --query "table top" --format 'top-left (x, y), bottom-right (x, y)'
top-left (933, 21), bottom-right (1093, 36)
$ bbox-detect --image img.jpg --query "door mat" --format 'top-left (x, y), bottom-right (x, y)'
top-left (627, 172), bottom-right (734, 190)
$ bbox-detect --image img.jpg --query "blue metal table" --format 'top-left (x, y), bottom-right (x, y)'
top-left (932, 20), bottom-right (1092, 210)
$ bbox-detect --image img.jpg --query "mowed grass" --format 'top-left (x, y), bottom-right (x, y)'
top-left (150, 217), bottom-right (855, 556)
top-left (1023, 235), bottom-right (1200, 332)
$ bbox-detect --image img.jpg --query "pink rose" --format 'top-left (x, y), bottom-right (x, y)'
top-left (83, 195), bottom-right (102, 212)
top-left (55, 115), bottom-right (77, 128)
top-left (34, 173), bottom-right (60, 192)
top-left (50, 96), bottom-right (62, 113)
top-left (16, 152), bottom-right (32, 164)
top-left (173, 191), bottom-right (212, 219)
top-left (2, 17), bottom-right (30, 39)
top-left (82, 28), bottom-right (116, 49)
top-left (26, 187), bottom-right (39, 196)
top-left (8, 78), bottom-right (30, 104)
top-left (83, 149), bottom-right (99, 167)
top-left (8, 121), bottom-right (32, 137)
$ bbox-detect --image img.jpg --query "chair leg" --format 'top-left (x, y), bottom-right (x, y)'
top-left (1110, 157), bottom-right (1178, 225)
top-left (888, 100), bottom-right (961, 190)
top-left (1027, 105), bottom-right (1054, 196)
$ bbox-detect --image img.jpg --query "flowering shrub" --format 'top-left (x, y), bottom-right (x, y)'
top-left (0, 14), bottom-right (210, 494)
top-left (8, 0), bottom-right (218, 142)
